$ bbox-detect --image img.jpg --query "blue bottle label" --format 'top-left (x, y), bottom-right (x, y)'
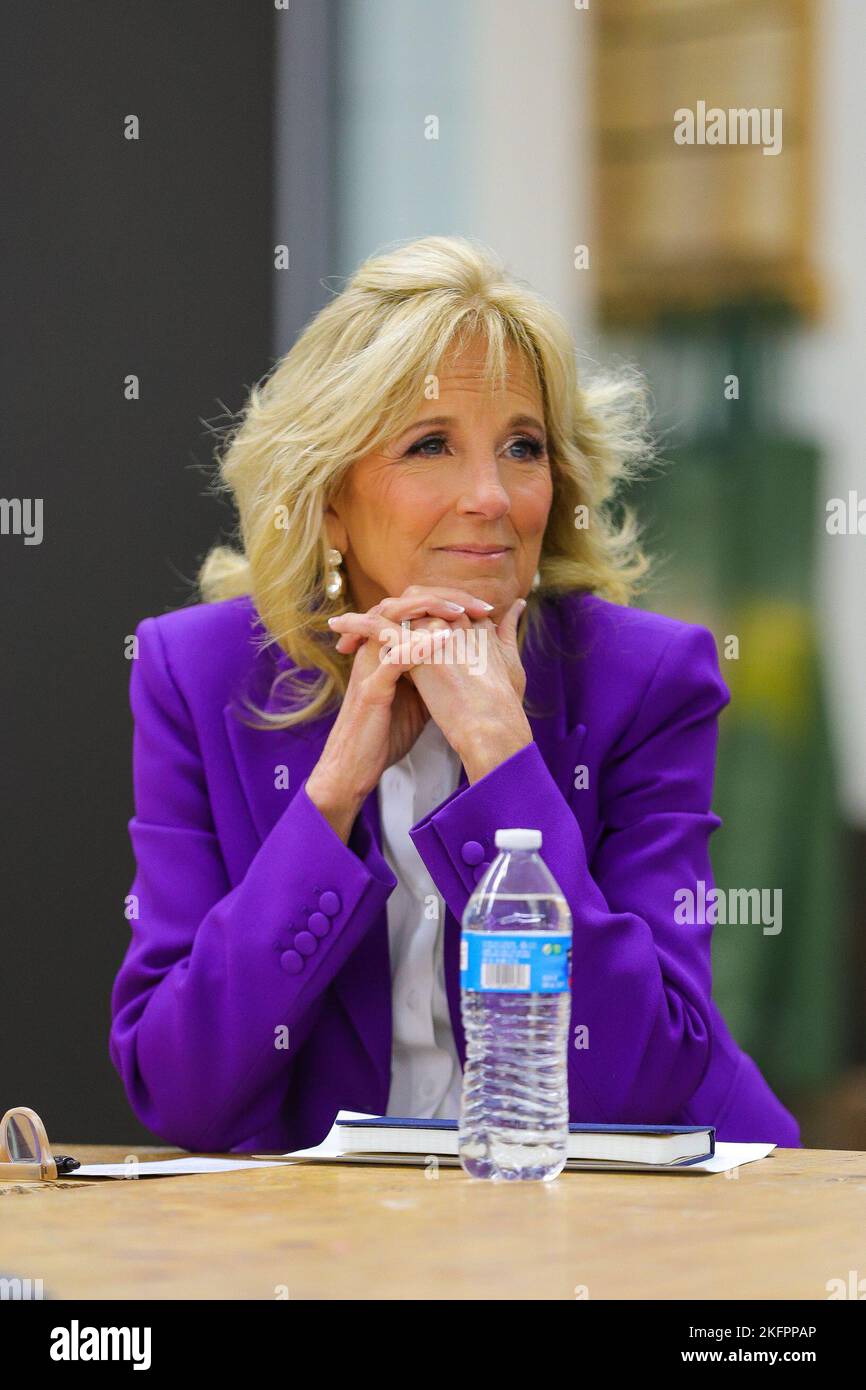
top-left (460, 930), bottom-right (572, 994)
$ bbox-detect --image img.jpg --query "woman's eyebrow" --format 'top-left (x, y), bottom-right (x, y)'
top-left (506, 413), bottom-right (547, 434)
top-left (400, 413), bottom-right (546, 434)
top-left (401, 415), bottom-right (451, 432)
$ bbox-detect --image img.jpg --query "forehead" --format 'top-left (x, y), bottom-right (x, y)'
top-left (433, 337), bottom-right (541, 408)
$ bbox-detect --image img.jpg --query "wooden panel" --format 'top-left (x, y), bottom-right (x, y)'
top-left (594, 0), bottom-right (820, 322)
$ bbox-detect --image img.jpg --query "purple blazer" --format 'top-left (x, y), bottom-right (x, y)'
top-left (110, 590), bottom-right (801, 1152)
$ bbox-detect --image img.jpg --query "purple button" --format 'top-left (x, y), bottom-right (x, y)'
top-left (473, 861), bottom-right (491, 883)
top-left (280, 950), bottom-right (303, 975)
top-left (461, 840), bottom-right (485, 866)
top-left (295, 931), bottom-right (317, 956)
top-left (308, 911), bottom-right (331, 937)
top-left (318, 890), bottom-right (341, 916)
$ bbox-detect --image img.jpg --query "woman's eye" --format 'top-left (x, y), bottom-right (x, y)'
top-left (506, 435), bottom-right (546, 460)
top-left (405, 433), bottom-right (448, 457)
top-left (403, 433), bottom-right (546, 460)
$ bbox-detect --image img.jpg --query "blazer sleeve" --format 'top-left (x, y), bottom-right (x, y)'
top-left (409, 622), bottom-right (730, 1124)
top-left (109, 616), bottom-right (397, 1152)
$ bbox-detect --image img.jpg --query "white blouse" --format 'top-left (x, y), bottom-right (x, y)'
top-left (378, 717), bottom-right (464, 1119)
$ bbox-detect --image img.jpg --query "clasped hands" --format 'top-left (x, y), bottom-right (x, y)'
top-left (305, 585), bottom-right (533, 843)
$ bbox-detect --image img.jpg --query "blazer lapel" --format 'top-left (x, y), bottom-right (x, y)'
top-left (522, 602), bottom-right (591, 811)
top-left (222, 709), bottom-right (329, 846)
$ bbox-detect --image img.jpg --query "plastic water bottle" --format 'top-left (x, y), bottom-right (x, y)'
top-left (459, 828), bottom-right (573, 1181)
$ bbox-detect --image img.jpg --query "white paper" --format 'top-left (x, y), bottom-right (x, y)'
top-left (71, 1156), bottom-right (292, 1178)
top-left (277, 1109), bottom-right (373, 1160)
top-left (70, 1113), bottom-right (376, 1178)
top-left (686, 1141), bottom-right (776, 1173)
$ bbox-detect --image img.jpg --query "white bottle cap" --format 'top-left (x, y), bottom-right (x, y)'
top-left (495, 828), bottom-right (542, 851)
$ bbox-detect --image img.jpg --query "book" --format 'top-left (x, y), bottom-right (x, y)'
top-left (334, 1116), bottom-right (715, 1170)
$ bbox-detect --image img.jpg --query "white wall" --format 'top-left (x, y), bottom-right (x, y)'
top-left (462, 0), bottom-right (592, 337)
top-left (332, 0), bottom-right (590, 333)
top-left (332, 0), bottom-right (473, 277)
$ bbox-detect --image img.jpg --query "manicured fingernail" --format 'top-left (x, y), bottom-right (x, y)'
top-left (517, 598), bottom-right (527, 611)
top-left (444, 602), bottom-right (465, 612)
top-left (479, 601), bottom-right (495, 611)
top-left (327, 616), bottom-right (339, 626)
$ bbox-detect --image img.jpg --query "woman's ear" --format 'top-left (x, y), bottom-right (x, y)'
top-left (323, 502), bottom-right (348, 556)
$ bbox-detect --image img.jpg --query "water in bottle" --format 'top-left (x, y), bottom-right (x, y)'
top-left (459, 827), bottom-right (573, 1181)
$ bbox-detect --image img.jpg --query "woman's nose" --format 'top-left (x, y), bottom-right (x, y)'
top-left (455, 458), bottom-right (511, 517)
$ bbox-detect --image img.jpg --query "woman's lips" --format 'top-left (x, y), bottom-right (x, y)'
top-left (436, 546), bottom-right (512, 560)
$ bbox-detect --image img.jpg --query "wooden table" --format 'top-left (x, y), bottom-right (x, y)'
top-left (2, 1144), bottom-right (865, 1300)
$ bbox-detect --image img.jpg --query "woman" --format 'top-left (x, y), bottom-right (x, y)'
top-left (110, 235), bottom-right (801, 1153)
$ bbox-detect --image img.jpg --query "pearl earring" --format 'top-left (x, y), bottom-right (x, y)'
top-left (531, 569), bottom-right (541, 591)
top-left (325, 547), bottom-right (344, 598)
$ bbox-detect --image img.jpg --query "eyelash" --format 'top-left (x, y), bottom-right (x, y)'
top-left (404, 432), bottom-right (546, 460)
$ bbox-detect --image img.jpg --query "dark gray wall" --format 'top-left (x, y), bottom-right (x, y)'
top-left (274, 0), bottom-right (341, 354)
top-left (1, 3), bottom-right (275, 1143)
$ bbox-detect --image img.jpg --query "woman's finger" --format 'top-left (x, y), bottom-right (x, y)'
top-left (329, 609), bottom-right (470, 641)
top-left (328, 587), bottom-right (493, 649)
top-left (330, 603), bottom-right (444, 633)
top-left (395, 586), bottom-right (496, 617)
top-left (371, 589), bottom-right (494, 623)
top-left (328, 613), bottom-right (399, 643)
top-left (495, 598), bottom-right (527, 650)
top-left (360, 627), bottom-right (452, 701)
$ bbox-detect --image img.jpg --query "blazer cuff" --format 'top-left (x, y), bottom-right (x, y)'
top-left (297, 780), bottom-right (397, 895)
top-left (408, 740), bottom-right (586, 923)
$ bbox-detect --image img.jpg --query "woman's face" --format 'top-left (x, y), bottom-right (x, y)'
top-left (325, 337), bottom-right (553, 622)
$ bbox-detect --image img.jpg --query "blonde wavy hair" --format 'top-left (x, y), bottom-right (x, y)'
top-left (198, 234), bottom-right (654, 728)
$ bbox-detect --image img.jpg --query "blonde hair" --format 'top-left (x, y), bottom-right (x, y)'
top-left (199, 234), bottom-right (654, 728)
